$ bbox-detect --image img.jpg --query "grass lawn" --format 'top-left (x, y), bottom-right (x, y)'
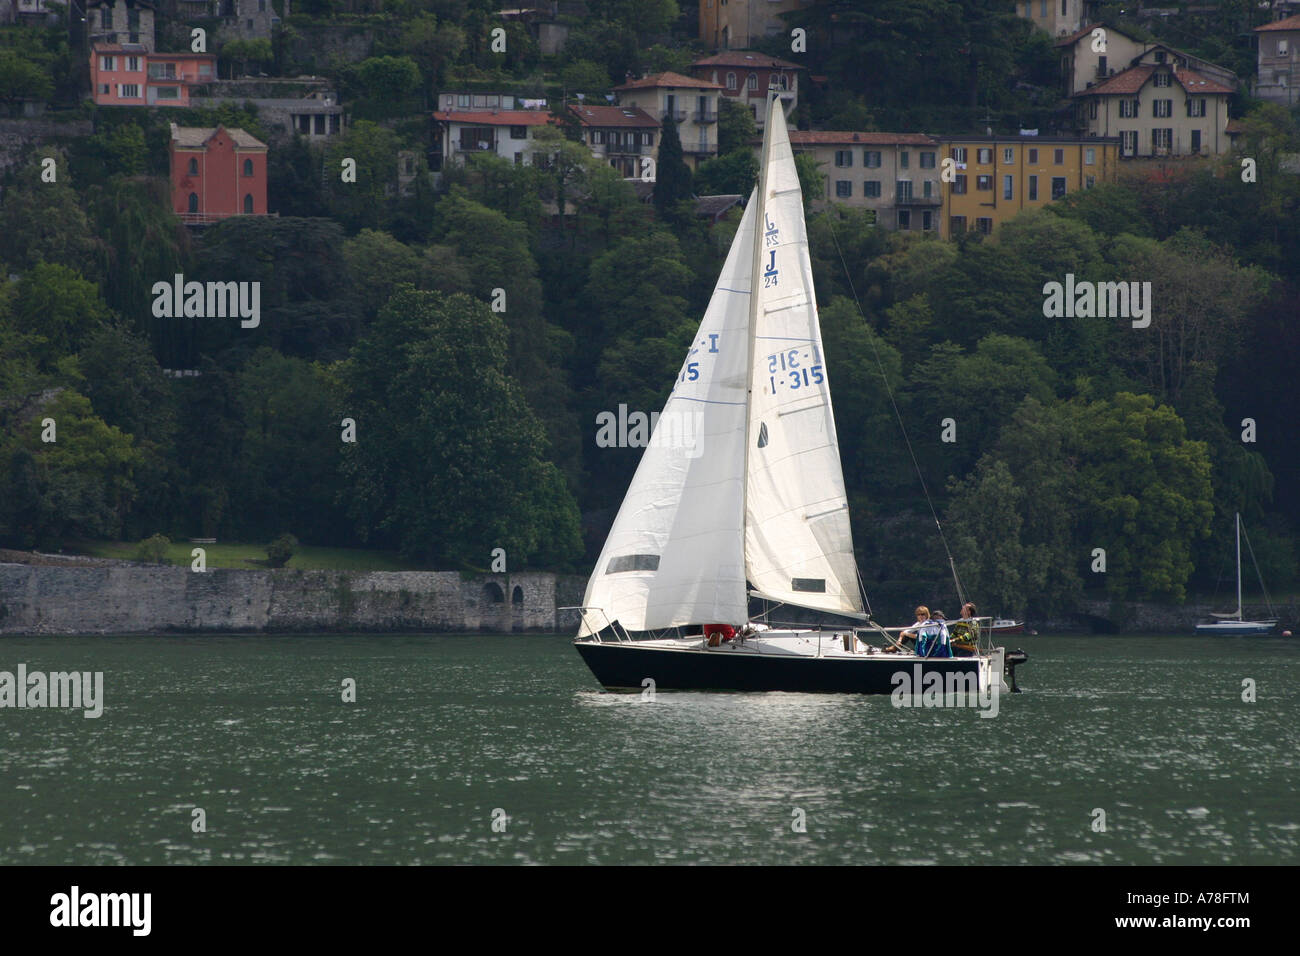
top-left (69, 539), bottom-right (427, 571)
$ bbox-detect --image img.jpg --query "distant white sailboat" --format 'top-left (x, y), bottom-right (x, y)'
top-left (1195, 513), bottom-right (1278, 635)
top-left (568, 91), bottom-right (1027, 695)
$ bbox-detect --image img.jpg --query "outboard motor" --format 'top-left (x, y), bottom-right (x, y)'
top-left (1004, 648), bottom-right (1028, 693)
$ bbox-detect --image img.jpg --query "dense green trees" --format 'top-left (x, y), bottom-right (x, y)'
top-left (339, 290), bottom-right (581, 566)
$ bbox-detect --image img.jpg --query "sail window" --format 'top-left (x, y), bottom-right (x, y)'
top-left (757, 422), bottom-right (769, 447)
top-left (792, 578), bottom-right (826, 593)
top-left (606, 554), bottom-right (660, 574)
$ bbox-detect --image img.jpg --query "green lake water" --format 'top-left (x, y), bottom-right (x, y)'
top-left (1, 634), bottom-right (1296, 865)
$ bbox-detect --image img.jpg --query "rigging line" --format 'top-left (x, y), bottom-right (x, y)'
top-left (1240, 522), bottom-right (1276, 616)
top-left (825, 211), bottom-right (967, 609)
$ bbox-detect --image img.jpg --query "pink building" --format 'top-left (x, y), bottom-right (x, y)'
top-left (170, 124), bottom-right (268, 222)
top-left (91, 42), bottom-right (216, 107)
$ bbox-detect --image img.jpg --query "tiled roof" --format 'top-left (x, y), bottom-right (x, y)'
top-left (1225, 119), bottom-right (1246, 134)
top-left (1256, 13), bottom-right (1300, 31)
top-left (1173, 67), bottom-right (1234, 94)
top-left (615, 71), bottom-right (723, 91)
top-left (695, 194), bottom-right (744, 219)
top-left (787, 131), bottom-right (939, 146)
top-left (1077, 64), bottom-right (1155, 95)
top-left (431, 110), bottom-right (555, 126)
top-left (170, 125), bottom-right (267, 149)
top-left (692, 51), bottom-right (803, 71)
top-left (568, 104), bottom-right (657, 127)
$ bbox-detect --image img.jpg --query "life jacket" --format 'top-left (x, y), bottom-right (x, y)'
top-left (704, 624), bottom-right (736, 644)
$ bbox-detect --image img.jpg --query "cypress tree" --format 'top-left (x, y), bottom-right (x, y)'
top-left (653, 114), bottom-right (693, 219)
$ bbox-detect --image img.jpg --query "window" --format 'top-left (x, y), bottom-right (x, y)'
top-left (607, 131), bottom-right (620, 148)
top-left (920, 151), bottom-right (935, 168)
top-left (952, 146), bottom-right (967, 163)
top-left (472, 94), bottom-right (488, 107)
top-left (1003, 174), bottom-right (1013, 200)
top-left (1028, 174), bottom-right (1038, 200)
top-left (1098, 55), bottom-right (1107, 75)
top-left (1084, 148), bottom-right (1095, 165)
top-left (149, 62), bottom-right (177, 79)
top-left (1085, 175), bottom-right (1096, 188)
top-left (1154, 51), bottom-right (1166, 65)
top-left (922, 210), bottom-right (933, 231)
top-left (99, 84), bottom-right (110, 95)
top-left (244, 194), bottom-right (254, 214)
top-left (976, 174), bottom-right (992, 191)
top-left (188, 193), bottom-right (198, 213)
top-left (1027, 147), bottom-right (1038, 163)
top-left (127, 56), bottom-right (140, 72)
top-left (864, 180), bottom-right (881, 198)
top-left (950, 215), bottom-right (967, 234)
top-left (642, 132), bottom-right (653, 146)
top-left (977, 148), bottom-right (992, 164)
top-left (976, 217), bottom-right (993, 235)
top-left (510, 126), bottom-right (527, 139)
top-left (243, 158), bottom-right (254, 176)
top-left (1191, 129), bottom-right (1201, 153)
top-left (835, 150), bottom-right (853, 167)
top-left (747, 73), bottom-right (757, 90)
top-left (515, 152), bottom-right (523, 165)
top-left (119, 83), bottom-right (140, 98)
top-left (1088, 100), bottom-right (1097, 119)
top-left (864, 150), bottom-right (881, 168)
top-left (900, 151), bottom-right (909, 169)
top-left (100, 8), bottom-right (111, 28)
top-left (1153, 71), bottom-right (1171, 87)
top-left (591, 130), bottom-right (604, 145)
top-left (1003, 147), bottom-right (1014, 164)
top-left (188, 157), bottom-right (198, 175)
top-left (1053, 148), bottom-right (1064, 164)
top-left (101, 56), bottom-right (115, 71)
top-left (1120, 99), bottom-right (1138, 118)
top-left (155, 87), bottom-right (180, 100)
top-left (1121, 130), bottom-right (1137, 155)
top-left (1187, 98), bottom-right (1206, 117)
top-left (1154, 99), bottom-right (1172, 118)
top-left (1040, 0), bottom-right (1046, 16)
top-left (777, 74), bottom-right (789, 90)
top-left (457, 93), bottom-right (470, 107)
top-left (923, 179), bottom-right (934, 198)
top-left (1061, 0), bottom-right (1067, 13)
top-left (726, 72), bottom-right (736, 90)
top-left (896, 179), bottom-right (912, 200)
top-left (199, 63), bottom-right (212, 77)
top-left (835, 180), bottom-right (852, 198)
top-left (1051, 176), bottom-right (1066, 199)
top-left (1152, 128), bottom-right (1172, 152)
top-left (1280, 39), bottom-right (1290, 56)
top-left (259, 0), bottom-right (266, 9)
top-left (953, 174), bottom-right (967, 194)
top-left (897, 210), bottom-right (911, 229)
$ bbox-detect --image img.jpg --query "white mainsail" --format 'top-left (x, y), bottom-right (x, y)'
top-left (578, 197), bottom-right (757, 635)
top-left (743, 98), bottom-right (863, 616)
top-left (579, 92), bottom-right (862, 636)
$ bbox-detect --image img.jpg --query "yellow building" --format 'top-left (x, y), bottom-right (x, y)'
top-left (938, 135), bottom-right (1119, 238)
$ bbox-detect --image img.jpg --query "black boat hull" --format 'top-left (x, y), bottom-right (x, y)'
top-left (574, 640), bottom-right (986, 695)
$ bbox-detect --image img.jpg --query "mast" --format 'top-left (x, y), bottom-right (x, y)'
top-left (741, 90), bottom-right (776, 598)
top-left (1236, 512), bottom-right (1242, 620)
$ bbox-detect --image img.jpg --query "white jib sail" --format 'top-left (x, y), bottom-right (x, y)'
top-left (743, 99), bottom-right (864, 616)
top-left (578, 196), bottom-right (758, 636)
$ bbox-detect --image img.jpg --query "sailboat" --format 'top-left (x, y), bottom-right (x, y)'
top-left (1195, 512), bottom-right (1278, 635)
top-left (569, 92), bottom-right (1027, 695)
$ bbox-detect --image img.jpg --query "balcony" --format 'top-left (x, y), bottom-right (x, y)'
top-left (663, 109), bottom-right (687, 123)
top-left (895, 192), bottom-right (941, 206)
top-left (682, 142), bottom-right (715, 154)
top-left (693, 109), bottom-right (717, 123)
top-left (455, 140), bottom-right (497, 152)
top-left (606, 141), bottom-right (645, 155)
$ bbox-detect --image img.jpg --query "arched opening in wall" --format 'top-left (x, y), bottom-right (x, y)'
top-left (483, 582), bottom-right (505, 604)
top-left (188, 192), bottom-right (198, 213)
top-left (244, 193), bottom-right (254, 214)
top-left (512, 586), bottom-right (523, 605)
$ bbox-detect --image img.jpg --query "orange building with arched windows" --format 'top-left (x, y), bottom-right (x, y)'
top-left (169, 124), bottom-right (268, 223)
